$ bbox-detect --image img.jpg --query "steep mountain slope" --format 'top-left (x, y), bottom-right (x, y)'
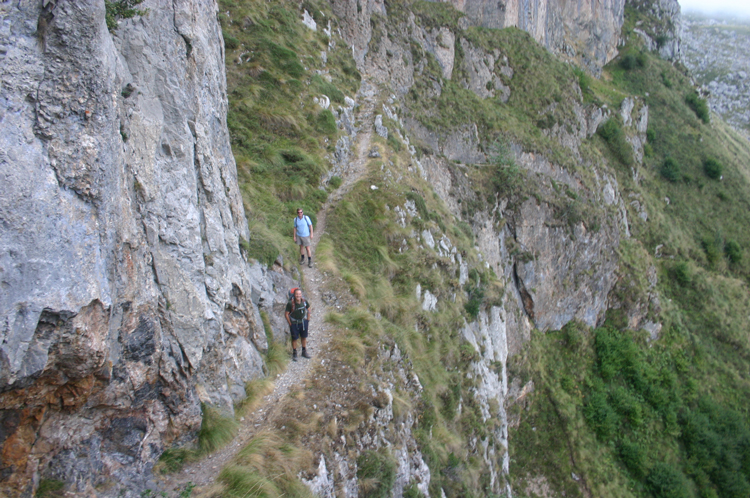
top-left (210, 0), bottom-right (750, 497)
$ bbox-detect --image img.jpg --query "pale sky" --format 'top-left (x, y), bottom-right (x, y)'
top-left (680, 0), bottom-right (750, 17)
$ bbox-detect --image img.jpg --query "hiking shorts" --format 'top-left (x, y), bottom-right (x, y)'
top-left (290, 320), bottom-right (309, 341)
top-left (297, 235), bottom-right (311, 247)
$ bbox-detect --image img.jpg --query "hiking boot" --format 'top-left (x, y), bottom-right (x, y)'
top-left (301, 348), bottom-right (311, 359)
top-left (292, 349), bottom-right (298, 362)
top-left (300, 255), bottom-right (305, 264)
top-left (308, 258), bottom-right (313, 268)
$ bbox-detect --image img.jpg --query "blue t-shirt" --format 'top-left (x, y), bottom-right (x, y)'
top-left (294, 215), bottom-right (312, 237)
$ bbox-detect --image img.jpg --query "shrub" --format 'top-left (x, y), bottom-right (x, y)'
top-left (646, 463), bottom-right (690, 498)
top-left (618, 439), bottom-right (646, 479)
top-left (315, 109), bottom-right (337, 135)
top-left (703, 158), bottom-right (723, 179)
top-left (105, 0), bottom-right (145, 31)
top-left (405, 192), bottom-right (428, 218)
top-left (223, 31), bottom-right (239, 50)
top-left (620, 52), bottom-right (647, 70)
top-left (670, 262), bottom-right (691, 286)
top-left (328, 176), bottom-right (342, 189)
top-left (584, 386), bottom-right (619, 439)
top-left (597, 119), bottom-right (633, 166)
top-left (686, 92), bottom-right (710, 124)
top-left (725, 240), bottom-right (742, 264)
top-left (701, 235), bottom-right (721, 266)
top-left (464, 288), bottom-right (484, 319)
top-left (387, 132), bottom-right (402, 152)
top-left (311, 75), bottom-right (346, 103)
top-left (660, 157), bottom-right (680, 182)
top-left (357, 449), bottom-right (397, 498)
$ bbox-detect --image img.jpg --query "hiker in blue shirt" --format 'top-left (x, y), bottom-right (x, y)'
top-left (294, 208), bottom-right (314, 267)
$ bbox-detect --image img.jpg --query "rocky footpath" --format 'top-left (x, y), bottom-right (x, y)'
top-left (681, 14), bottom-right (750, 138)
top-left (0, 1), bottom-right (294, 495)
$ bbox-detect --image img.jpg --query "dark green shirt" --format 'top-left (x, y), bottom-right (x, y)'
top-left (286, 299), bottom-right (309, 322)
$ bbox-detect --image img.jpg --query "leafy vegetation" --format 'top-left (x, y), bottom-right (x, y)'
top-left (105, 0), bottom-right (145, 31)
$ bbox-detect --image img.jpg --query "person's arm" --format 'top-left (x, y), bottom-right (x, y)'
top-left (293, 220), bottom-right (297, 242)
top-left (285, 305), bottom-right (292, 326)
top-left (307, 217), bottom-right (313, 239)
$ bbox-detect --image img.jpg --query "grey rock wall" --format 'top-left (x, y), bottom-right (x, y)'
top-left (332, 0), bottom-right (626, 75)
top-left (0, 1), bottom-right (281, 495)
top-left (444, 0), bottom-right (626, 72)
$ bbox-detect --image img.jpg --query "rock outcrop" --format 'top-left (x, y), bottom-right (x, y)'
top-left (445, 0), bottom-right (626, 72)
top-left (333, 0), bottom-right (626, 74)
top-left (0, 1), bottom-right (280, 495)
top-left (627, 0), bottom-right (681, 60)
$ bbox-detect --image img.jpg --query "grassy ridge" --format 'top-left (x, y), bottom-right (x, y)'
top-left (219, 0), bottom-right (360, 266)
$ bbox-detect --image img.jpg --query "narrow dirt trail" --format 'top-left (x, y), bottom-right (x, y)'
top-left (155, 80), bottom-right (379, 497)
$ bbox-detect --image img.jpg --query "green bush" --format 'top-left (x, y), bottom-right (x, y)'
top-left (223, 31), bottom-right (239, 50)
top-left (725, 240), bottom-right (742, 264)
top-left (328, 176), bottom-right (342, 189)
top-left (701, 235), bottom-right (721, 266)
top-left (686, 92), bottom-right (710, 124)
top-left (618, 439), bottom-right (646, 479)
top-left (464, 288), bottom-right (484, 319)
top-left (387, 132), bottom-right (402, 152)
top-left (670, 261), bottom-right (691, 286)
top-left (105, 0), bottom-right (145, 31)
top-left (703, 158), bottom-right (723, 179)
top-left (597, 119), bottom-right (633, 166)
top-left (357, 449), bottom-right (397, 498)
top-left (660, 157), bottom-right (681, 182)
top-left (679, 403), bottom-right (750, 498)
top-left (584, 385), bottom-right (619, 439)
top-left (315, 109), bottom-right (338, 135)
top-left (646, 463), bottom-right (690, 498)
top-left (620, 52), bottom-right (647, 70)
top-left (311, 75), bottom-right (346, 103)
top-left (405, 192), bottom-right (428, 218)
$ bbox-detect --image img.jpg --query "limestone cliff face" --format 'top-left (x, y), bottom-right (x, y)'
top-left (0, 1), bottom-right (278, 495)
top-left (628, 0), bottom-right (681, 60)
top-left (333, 0), bottom-right (626, 74)
top-left (445, 0), bottom-right (626, 71)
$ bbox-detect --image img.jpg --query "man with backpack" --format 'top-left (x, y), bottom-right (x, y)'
top-left (293, 208), bottom-right (314, 267)
top-left (285, 288), bottom-right (311, 361)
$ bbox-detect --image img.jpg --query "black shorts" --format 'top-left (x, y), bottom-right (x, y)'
top-left (290, 320), bottom-right (309, 341)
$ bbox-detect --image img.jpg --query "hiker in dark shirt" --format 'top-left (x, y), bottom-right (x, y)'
top-left (285, 288), bottom-right (311, 361)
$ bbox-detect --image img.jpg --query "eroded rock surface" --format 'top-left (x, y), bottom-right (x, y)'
top-left (0, 1), bottom-right (284, 495)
